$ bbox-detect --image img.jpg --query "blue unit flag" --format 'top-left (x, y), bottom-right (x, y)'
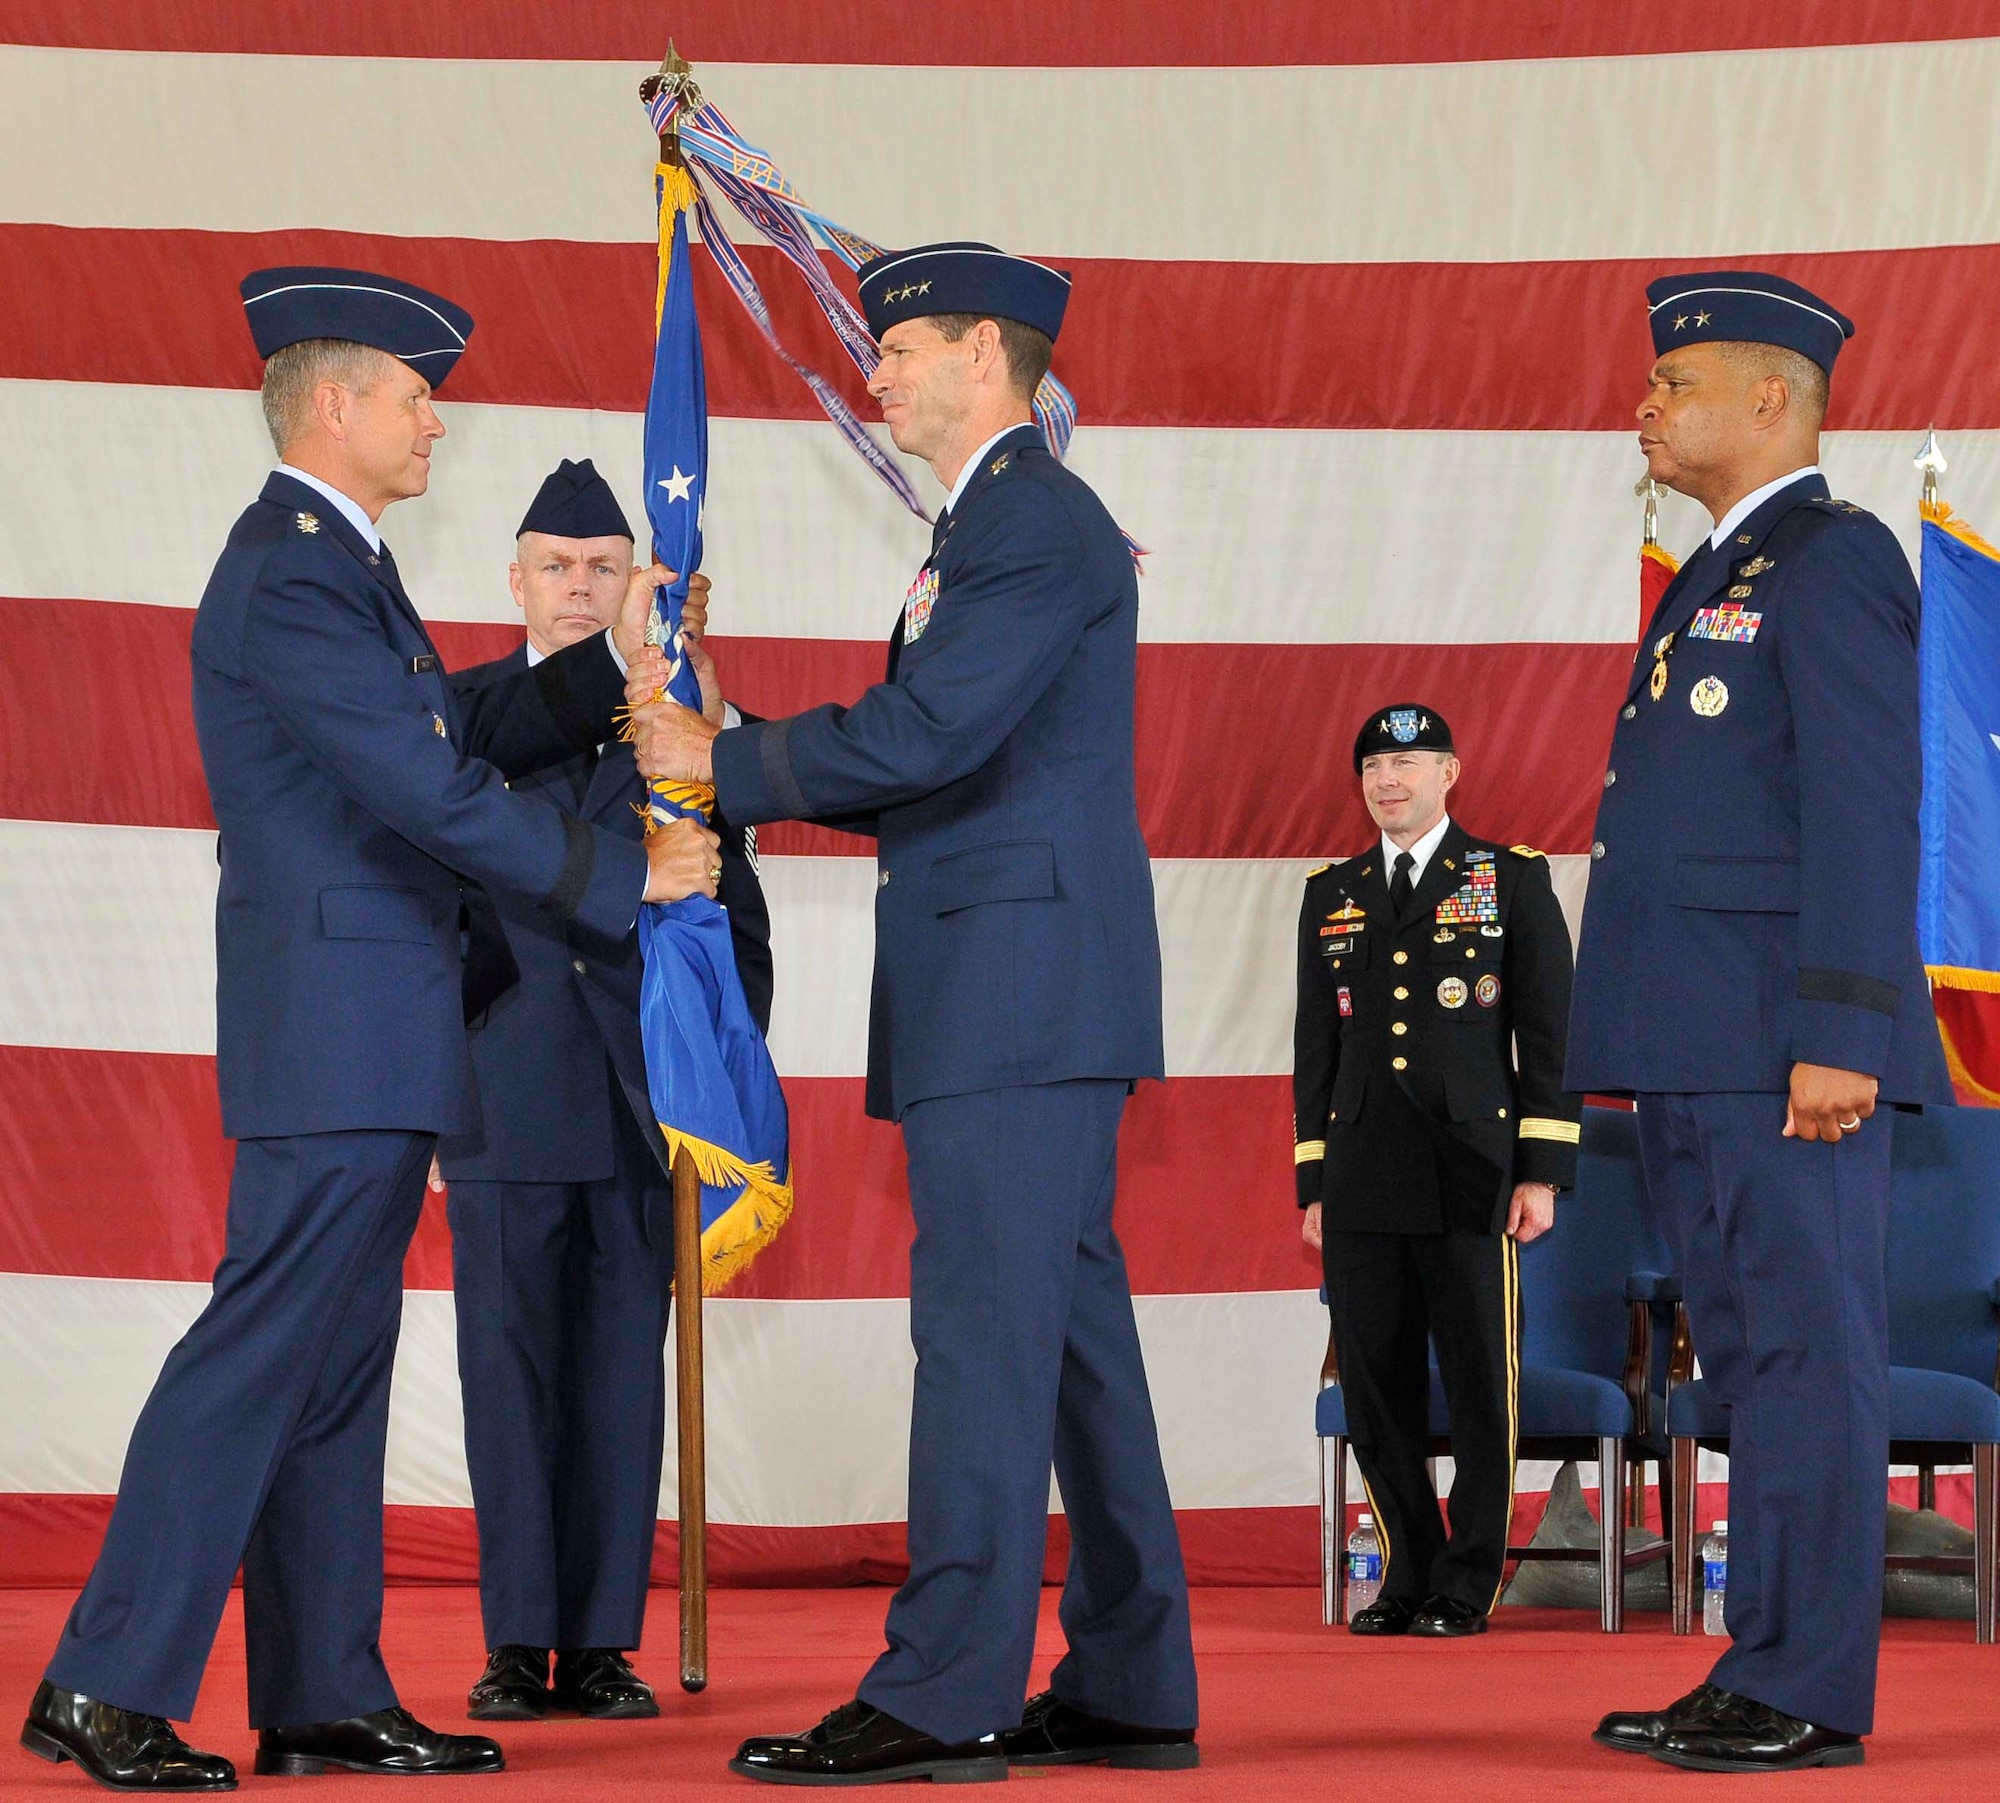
top-left (637, 158), bottom-right (794, 1285)
top-left (1918, 502), bottom-right (2000, 1105)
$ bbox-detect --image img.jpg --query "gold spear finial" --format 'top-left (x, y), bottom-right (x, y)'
top-left (1634, 473), bottom-right (1665, 548)
top-left (1915, 426), bottom-right (1948, 513)
top-left (640, 40), bottom-right (702, 164)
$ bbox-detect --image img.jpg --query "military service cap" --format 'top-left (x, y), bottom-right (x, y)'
top-left (240, 266), bottom-right (475, 388)
top-left (516, 457), bottom-right (634, 541)
top-left (1645, 270), bottom-right (1855, 375)
top-left (857, 241), bottom-right (1071, 343)
top-left (1354, 703), bottom-right (1454, 771)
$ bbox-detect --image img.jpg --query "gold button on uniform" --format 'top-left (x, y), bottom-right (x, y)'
top-left (1392, 1021), bottom-right (1408, 1037)
top-left (1392, 1056), bottom-right (1408, 1071)
top-left (1393, 951), bottom-right (1408, 966)
top-left (1393, 986), bottom-right (1409, 1000)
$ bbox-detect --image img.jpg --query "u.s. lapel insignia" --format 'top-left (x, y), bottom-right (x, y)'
top-left (1689, 675), bottom-right (1729, 718)
top-left (295, 511), bottom-right (321, 534)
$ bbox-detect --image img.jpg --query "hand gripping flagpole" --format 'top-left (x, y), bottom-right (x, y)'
top-left (642, 45), bottom-right (709, 1695)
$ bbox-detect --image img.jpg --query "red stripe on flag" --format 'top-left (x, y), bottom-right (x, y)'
top-left (7, 227), bottom-right (2000, 432)
top-left (0, 1494), bottom-right (1326, 1588)
top-left (1933, 986), bottom-right (2000, 1108)
top-left (0, 0), bottom-right (1987, 65)
top-left (3, 601), bottom-right (1626, 857)
top-left (0, 1049), bottom-right (1321, 1298)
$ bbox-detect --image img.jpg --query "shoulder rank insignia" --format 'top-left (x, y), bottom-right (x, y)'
top-left (1306, 861), bottom-right (1333, 878)
top-left (295, 511), bottom-right (321, 534)
top-left (1509, 845), bottom-right (1545, 859)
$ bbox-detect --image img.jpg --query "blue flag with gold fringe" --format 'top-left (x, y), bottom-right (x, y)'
top-left (1918, 500), bottom-right (2000, 1106)
top-left (635, 155), bottom-right (793, 1287)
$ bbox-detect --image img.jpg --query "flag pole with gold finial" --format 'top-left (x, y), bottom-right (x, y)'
top-left (639, 40), bottom-right (710, 1695)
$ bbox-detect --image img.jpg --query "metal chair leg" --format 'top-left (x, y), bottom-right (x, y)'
top-left (1629, 1452), bottom-right (1647, 1527)
top-left (1321, 1434), bottom-right (1349, 1627)
top-left (1975, 1442), bottom-right (1997, 1646)
top-left (1671, 1436), bottom-right (1699, 1635)
top-left (1599, 1437), bottom-right (1627, 1633)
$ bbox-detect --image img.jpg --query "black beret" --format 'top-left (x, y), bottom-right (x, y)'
top-left (240, 265), bottom-right (474, 389)
top-left (1645, 270), bottom-right (1855, 375)
top-left (1354, 704), bottom-right (1454, 772)
top-left (516, 458), bottom-right (634, 542)
top-left (858, 241), bottom-right (1071, 343)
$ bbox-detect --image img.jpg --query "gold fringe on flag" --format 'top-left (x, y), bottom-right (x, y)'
top-left (1921, 500), bottom-right (2000, 561)
top-left (659, 1124), bottom-right (797, 1294)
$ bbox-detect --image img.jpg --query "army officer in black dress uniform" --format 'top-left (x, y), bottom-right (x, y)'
top-left (1294, 705), bottom-right (1582, 1636)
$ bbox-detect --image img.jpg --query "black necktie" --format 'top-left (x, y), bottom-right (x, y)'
top-left (929, 506), bottom-right (951, 559)
top-left (1389, 850), bottom-right (1415, 914)
top-left (567, 745), bottom-right (599, 806)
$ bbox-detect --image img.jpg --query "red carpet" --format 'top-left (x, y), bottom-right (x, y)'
top-left (3, 1586), bottom-right (1994, 1797)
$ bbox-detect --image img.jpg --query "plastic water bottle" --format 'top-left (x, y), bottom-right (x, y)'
top-left (1346, 1513), bottom-right (1384, 1616)
top-left (1702, 1520), bottom-right (1729, 1636)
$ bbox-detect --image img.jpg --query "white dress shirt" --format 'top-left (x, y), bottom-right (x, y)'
top-left (1708, 465), bottom-right (1821, 550)
top-left (1380, 811), bottom-right (1453, 891)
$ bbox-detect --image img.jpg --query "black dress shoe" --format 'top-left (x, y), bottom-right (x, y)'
top-left (254, 1706), bottom-right (503, 1777)
top-left (730, 1699), bottom-right (1007, 1785)
top-left (1002, 1690), bottom-right (1197, 1770)
top-left (1348, 1596), bottom-right (1418, 1636)
top-left (468, 1644), bottom-right (551, 1721)
top-left (1651, 1694), bottom-right (1863, 1772)
top-left (21, 1682), bottom-right (236, 1791)
top-left (553, 1648), bottom-right (659, 1720)
top-left (1592, 1683), bottom-right (1729, 1754)
top-left (1407, 1595), bottom-right (1487, 1637)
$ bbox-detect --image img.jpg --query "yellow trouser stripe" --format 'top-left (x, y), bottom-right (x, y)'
top-left (1517, 1117), bottom-right (1581, 1144)
top-left (1487, 1234), bottom-right (1522, 1615)
top-left (1294, 1139), bottom-right (1326, 1164)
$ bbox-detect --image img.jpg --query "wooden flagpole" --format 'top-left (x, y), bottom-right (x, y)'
top-left (642, 43), bottom-right (709, 1694)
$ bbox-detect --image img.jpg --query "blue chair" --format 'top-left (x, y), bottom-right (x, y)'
top-left (1317, 1106), bottom-right (1681, 1631)
top-left (1667, 1106), bottom-right (2000, 1641)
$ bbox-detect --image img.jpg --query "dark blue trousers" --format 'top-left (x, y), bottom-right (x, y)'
top-left (46, 1130), bottom-right (431, 1728)
top-left (447, 1106), bottom-right (670, 1651)
top-left (1637, 1092), bottom-right (1891, 1735)
top-left (857, 1080), bottom-right (1197, 1745)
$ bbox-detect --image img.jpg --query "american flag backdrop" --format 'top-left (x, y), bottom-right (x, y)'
top-left (3, 2), bottom-right (2000, 1588)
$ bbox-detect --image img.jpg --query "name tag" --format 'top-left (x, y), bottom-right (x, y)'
top-left (410, 654), bottom-right (438, 673)
top-left (903, 567), bottom-right (940, 645)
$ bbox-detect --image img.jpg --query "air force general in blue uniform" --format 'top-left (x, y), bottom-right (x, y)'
top-left (1570, 274), bottom-right (1952, 1771)
top-left (26, 271), bottom-right (671, 1790)
top-left (695, 246), bottom-right (1197, 1785)
top-left (439, 458), bottom-right (771, 1722)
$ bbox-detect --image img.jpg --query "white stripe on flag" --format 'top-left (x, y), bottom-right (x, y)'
top-left (6, 42), bottom-right (2000, 260)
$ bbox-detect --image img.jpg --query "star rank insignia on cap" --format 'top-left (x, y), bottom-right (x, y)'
top-left (295, 511), bottom-right (321, 533)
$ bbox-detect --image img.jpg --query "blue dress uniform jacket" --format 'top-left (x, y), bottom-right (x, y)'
top-left (1567, 474), bottom-right (1951, 1105)
top-left (1566, 472), bottom-right (1950, 1736)
top-left (707, 422), bottom-right (1194, 1743)
top-left (711, 424), bottom-right (1165, 1120)
top-left (438, 644), bottom-right (773, 1182)
top-left (189, 471), bottom-right (648, 1140)
top-left (45, 471), bottom-right (649, 1730)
